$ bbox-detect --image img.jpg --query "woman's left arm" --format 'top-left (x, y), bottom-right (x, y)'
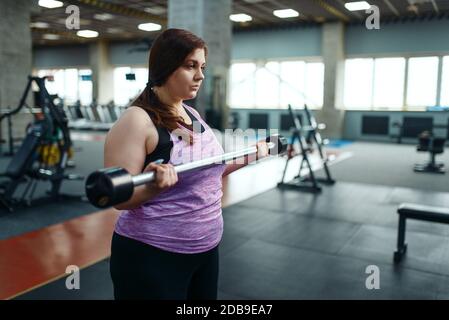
top-left (222, 140), bottom-right (269, 177)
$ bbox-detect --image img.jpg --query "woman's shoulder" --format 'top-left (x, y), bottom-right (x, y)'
top-left (109, 106), bottom-right (155, 134)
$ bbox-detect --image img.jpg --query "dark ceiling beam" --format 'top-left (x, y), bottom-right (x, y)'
top-left (311, 0), bottom-right (350, 22)
top-left (31, 27), bottom-right (84, 41)
top-left (430, 0), bottom-right (440, 14)
top-left (72, 0), bottom-right (167, 26)
top-left (383, 0), bottom-right (400, 16)
top-left (233, 1), bottom-right (274, 23)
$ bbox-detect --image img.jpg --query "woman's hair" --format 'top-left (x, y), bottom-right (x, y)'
top-left (132, 28), bottom-right (207, 131)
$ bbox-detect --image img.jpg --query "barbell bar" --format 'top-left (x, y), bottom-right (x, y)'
top-left (85, 134), bottom-right (288, 208)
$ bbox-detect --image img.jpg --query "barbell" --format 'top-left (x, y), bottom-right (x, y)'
top-left (85, 134), bottom-right (288, 208)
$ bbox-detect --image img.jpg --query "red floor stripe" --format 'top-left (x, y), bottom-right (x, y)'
top-left (0, 208), bottom-right (119, 300)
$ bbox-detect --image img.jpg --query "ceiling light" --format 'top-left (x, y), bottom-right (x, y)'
top-left (137, 23), bottom-right (162, 32)
top-left (229, 13), bottom-right (253, 22)
top-left (273, 9), bottom-right (299, 18)
top-left (344, 1), bottom-right (371, 11)
top-left (94, 13), bottom-right (114, 21)
top-left (144, 6), bottom-right (166, 15)
top-left (42, 34), bottom-right (60, 40)
top-left (38, 0), bottom-right (63, 9)
top-left (30, 22), bottom-right (50, 28)
top-left (76, 30), bottom-right (99, 38)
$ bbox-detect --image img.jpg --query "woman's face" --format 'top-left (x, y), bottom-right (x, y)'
top-left (165, 48), bottom-right (206, 100)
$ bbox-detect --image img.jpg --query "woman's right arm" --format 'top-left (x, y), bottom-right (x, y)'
top-left (104, 107), bottom-right (176, 210)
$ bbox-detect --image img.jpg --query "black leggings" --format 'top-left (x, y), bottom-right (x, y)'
top-left (110, 232), bottom-right (219, 300)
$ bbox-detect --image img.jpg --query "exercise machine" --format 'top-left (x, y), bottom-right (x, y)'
top-left (0, 76), bottom-right (84, 212)
top-left (277, 104), bottom-right (335, 193)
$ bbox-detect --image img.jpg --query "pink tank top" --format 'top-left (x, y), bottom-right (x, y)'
top-left (114, 104), bottom-right (226, 254)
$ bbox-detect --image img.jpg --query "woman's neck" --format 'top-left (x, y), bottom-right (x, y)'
top-left (153, 86), bottom-right (183, 113)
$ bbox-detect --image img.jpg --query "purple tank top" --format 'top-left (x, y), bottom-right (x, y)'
top-left (114, 104), bottom-right (226, 254)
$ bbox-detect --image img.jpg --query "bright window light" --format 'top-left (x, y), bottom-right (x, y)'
top-left (345, 1), bottom-right (371, 11)
top-left (373, 58), bottom-right (405, 109)
top-left (255, 62), bottom-right (280, 108)
top-left (280, 61), bottom-right (305, 108)
top-left (229, 63), bottom-right (256, 108)
top-left (230, 14), bottom-right (252, 22)
top-left (38, 0), bottom-right (63, 9)
top-left (137, 23), bottom-right (162, 32)
top-left (407, 57), bottom-right (439, 107)
top-left (343, 58), bottom-right (374, 109)
top-left (76, 30), bottom-right (99, 38)
top-left (273, 9), bottom-right (299, 18)
top-left (114, 67), bottom-right (148, 106)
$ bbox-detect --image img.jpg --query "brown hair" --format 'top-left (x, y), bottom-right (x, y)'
top-left (132, 28), bottom-right (207, 131)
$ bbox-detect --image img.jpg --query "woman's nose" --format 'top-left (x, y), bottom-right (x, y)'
top-left (195, 68), bottom-right (205, 81)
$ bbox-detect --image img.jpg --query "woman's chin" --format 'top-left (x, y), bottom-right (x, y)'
top-left (186, 92), bottom-right (197, 99)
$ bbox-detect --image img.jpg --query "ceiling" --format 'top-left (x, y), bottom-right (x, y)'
top-left (31, 0), bottom-right (449, 46)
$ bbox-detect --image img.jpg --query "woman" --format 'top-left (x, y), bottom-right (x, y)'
top-left (106, 28), bottom-right (269, 300)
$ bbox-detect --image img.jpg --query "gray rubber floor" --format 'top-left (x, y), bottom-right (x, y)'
top-left (15, 181), bottom-right (449, 300)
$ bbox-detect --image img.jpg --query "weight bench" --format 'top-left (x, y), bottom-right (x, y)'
top-left (394, 203), bottom-right (449, 263)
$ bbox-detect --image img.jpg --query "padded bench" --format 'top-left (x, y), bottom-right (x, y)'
top-left (394, 203), bottom-right (449, 263)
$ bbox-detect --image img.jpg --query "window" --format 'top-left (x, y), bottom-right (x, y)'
top-left (373, 58), bottom-right (405, 109)
top-left (406, 57), bottom-right (439, 108)
top-left (36, 68), bottom-right (93, 105)
top-left (229, 62), bottom-right (256, 108)
top-left (440, 56), bottom-right (449, 106)
top-left (78, 69), bottom-right (93, 106)
top-left (229, 59), bottom-right (324, 109)
top-left (305, 62), bottom-right (324, 108)
top-left (113, 67), bottom-right (147, 106)
top-left (343, 58), bottom-right (373, 110)
top-left (255, 61), bottom-right (279, 108)
top-left (343, 56), bottom-right (443, 111)
top-left (280, 61), bottom-right (305, 108)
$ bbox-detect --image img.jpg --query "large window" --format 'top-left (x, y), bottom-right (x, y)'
top-left (343, 58), bottom-right (374, 110)
top-left (406, 57), bottom-right (439, 108)
top-left (113, 67), bottom-right (148, 106)
top-left (36, 68), bottom-right (92, 105)
top-left (373, 58), bottom-right (405, 109)
top-left (228, 59), bottom-right (324, 109)
top-left (343, 56), bottom-right (442, 110)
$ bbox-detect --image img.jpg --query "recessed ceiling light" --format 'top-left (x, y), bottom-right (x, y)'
top-left (144, 6), bottom-right (166, 15)
top-left (137, 23), bottom-right (162, 32)
top-left (229, 13), bottom-right (253, 22)
top-left (273, 9), bottom-right (299, 18)
top-left (38, 0), bottom-right (63, 9)
top-left (76, 30), bottom-right (99, 38)
top-left (30, 22), bottom-right (50, 28)
top-left (94, 13), bottom-right (114, 21)
top-left (42, 34), bottom-right (60, 40)
top-left (344, 1), bottom-right (371, 11)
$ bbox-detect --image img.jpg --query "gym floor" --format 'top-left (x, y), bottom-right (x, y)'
top-left (1, 132), bottom-right (448, 300)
